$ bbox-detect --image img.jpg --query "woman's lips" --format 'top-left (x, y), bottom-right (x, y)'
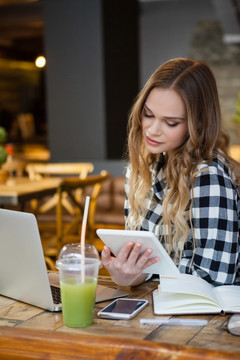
top-left (146, 135), bottom-right (162, 146)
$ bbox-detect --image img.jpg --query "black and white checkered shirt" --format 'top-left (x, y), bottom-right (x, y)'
top-left (125, 156), bottom-right (240, 286)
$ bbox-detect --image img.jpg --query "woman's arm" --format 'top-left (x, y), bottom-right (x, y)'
top-left (102, 165), bottom-right (159, 287)
top-left (180, 162), bottom-right (240, 286)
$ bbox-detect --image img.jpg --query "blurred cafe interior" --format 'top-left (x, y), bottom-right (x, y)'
top-left (0, 0), bottom-right (240, 268)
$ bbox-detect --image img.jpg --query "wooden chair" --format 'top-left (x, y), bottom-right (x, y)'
top-left (56, 170), bottom-right (110, 251)
top-left (2, 158), bottom-right (27, 177)
top-left (26, 162), bottom-right (94, 215)
top-left (86, 175), bottom-right (125, 252)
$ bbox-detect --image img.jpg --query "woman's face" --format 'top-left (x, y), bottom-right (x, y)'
top-left (142, 87), bottom-right (188, 154)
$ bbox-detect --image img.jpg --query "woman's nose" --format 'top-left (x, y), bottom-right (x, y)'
top-left (148, 119), bottom-right (162, 135)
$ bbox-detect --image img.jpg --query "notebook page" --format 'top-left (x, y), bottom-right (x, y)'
top-left (215, 285), bottom-right (240, 311)
top-left (160, 274), bottom-right (221, 307)
top-left (153, 289), bottom-right (221, 315)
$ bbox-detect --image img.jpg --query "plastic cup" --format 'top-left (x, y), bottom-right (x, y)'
top-left (56, 243), bottom-right (101, 328)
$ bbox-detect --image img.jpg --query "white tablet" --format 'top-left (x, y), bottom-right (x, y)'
top-left (96, 229), bottom-right (180, 277)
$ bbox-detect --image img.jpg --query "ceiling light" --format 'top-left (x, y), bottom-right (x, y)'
top-left (35, 56), bottom-right (46, 68)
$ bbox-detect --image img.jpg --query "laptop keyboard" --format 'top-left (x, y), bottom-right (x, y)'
top-left (50, 285), bottom-right (61, 304)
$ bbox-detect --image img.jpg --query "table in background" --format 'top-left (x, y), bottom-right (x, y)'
top-left (0, 277), bottom-right (239, 360)
top-left (0, 177), bottom-right (61, 207)
top-left (0, 177), bottom-right (63, 269)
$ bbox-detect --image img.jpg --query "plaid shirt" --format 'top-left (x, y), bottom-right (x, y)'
top-left (124, 157), bottom-right (240, 286)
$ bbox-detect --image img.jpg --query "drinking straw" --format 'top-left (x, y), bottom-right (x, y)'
top-left (81, 196), bottom-right (90, 283)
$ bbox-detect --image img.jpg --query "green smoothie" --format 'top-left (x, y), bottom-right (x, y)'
top-left (60, 277), bottom-right (97, 327)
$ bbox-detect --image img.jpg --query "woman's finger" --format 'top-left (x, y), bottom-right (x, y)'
top-left (115, 241), bottom-right (134, 262)
top-left (126, 242), bottom-right (144, 264)
top-left (101, 246), bottom-right (113, 266)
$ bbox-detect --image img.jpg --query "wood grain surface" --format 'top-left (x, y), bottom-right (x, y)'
top-left (0, 277), bottom-right (239, 359)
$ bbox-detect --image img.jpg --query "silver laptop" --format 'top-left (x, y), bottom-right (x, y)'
top-left (0, 208), bottom-right (128, 312)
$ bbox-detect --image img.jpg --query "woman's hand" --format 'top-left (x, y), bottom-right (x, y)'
top-left (101, 242), bottom-right (160, 286)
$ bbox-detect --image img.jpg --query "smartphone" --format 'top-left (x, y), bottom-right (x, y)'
top-left (97, 298), bottom-right (148, 319)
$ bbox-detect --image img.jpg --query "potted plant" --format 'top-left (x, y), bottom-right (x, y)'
top-left (0, 126), bottom-right (8, 183)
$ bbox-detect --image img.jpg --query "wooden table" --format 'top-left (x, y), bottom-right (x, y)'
top-left (0, 276), bottom-right (239, 360)
top-left (0, 177), bottom-right (61, 206)
top-left (0, 177), bottom-right (63, 269)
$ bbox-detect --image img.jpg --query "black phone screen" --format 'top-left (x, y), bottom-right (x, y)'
top-left (101, 299), bottom-right (146, 314)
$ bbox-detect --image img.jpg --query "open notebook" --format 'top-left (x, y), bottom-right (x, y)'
top-left (0, 208), bottom-right (128, 312)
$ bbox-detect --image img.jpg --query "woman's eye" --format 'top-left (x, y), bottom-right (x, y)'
top-left (166, 122), bottom-right (178, 127)
top-left (143, 111), bottom-right (153, 118)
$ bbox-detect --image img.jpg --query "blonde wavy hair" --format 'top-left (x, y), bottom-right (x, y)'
top-left (126, 58), bottom-right (238, 255)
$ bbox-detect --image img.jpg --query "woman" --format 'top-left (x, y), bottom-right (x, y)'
top-left (102, 58), bottom-right (240, 287)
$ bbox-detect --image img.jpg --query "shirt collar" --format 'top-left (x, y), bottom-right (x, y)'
top-left (151, 160), bottom-right (166, 200)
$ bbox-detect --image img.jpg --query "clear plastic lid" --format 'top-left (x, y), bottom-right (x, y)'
top-left (56, 243), bottom-right (101, 269)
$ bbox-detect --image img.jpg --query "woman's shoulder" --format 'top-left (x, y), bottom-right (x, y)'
top-left (197, 155), bottom-right (231, 179)
top-left (193, 156), bottom-right (239, 194)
